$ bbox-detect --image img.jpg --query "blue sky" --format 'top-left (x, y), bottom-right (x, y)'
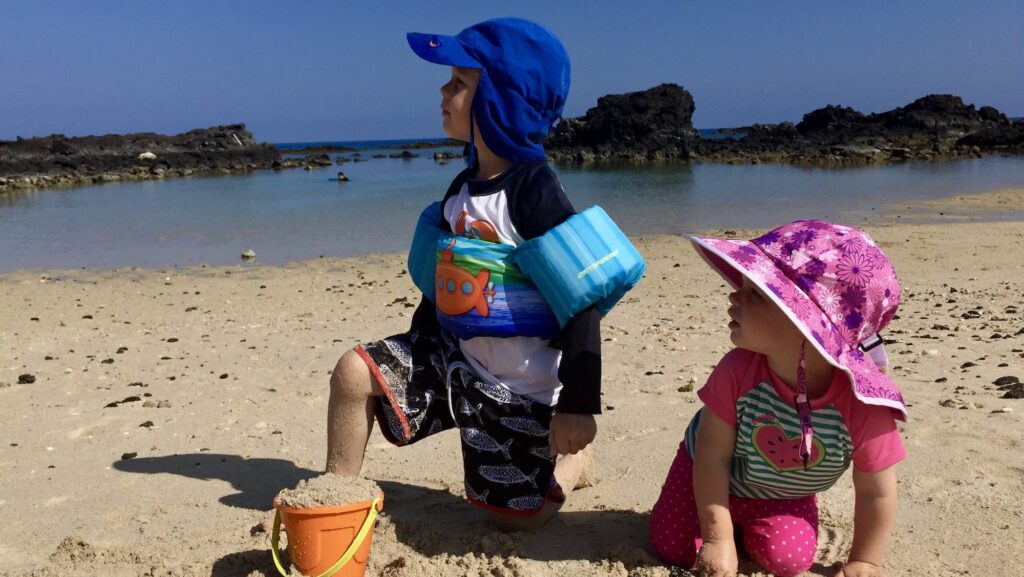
top-left (1, 1), bottom-right (1021, 143)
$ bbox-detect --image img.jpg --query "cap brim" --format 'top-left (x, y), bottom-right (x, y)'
top-left (689, 234), bottom-right (907, 420)
top-left (407, 32), bottom-right (481, 68)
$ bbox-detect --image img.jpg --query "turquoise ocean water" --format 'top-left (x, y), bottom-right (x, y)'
top-left (2, 138), bottom-right (1023, 272)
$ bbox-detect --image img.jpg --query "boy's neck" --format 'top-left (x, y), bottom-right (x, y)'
top-left (472, 144), bottom-right (514, 181)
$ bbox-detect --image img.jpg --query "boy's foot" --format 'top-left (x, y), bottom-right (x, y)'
top-left (550, 445), bottom-right (595, 492)
top-left (573, 445), bottom-right (595, 490)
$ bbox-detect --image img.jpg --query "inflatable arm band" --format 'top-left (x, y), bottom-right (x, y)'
top-left (512, 206), bottom-right (646, 327)
top-left (407, 202), bottom-right (646, 338)
top-left (408, 201), bottom-right (446, 304)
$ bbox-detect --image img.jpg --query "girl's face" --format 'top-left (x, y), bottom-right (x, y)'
top-left (727, 276), bottom-right (804, 356)
top-left (440, 67), bottom-right (480, 141)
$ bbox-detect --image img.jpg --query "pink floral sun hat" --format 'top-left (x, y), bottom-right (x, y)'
top-left (691, 220), bottom-right (907, 420)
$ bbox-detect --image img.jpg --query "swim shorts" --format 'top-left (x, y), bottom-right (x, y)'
top-left (355, 328), bottom-right (563, 514)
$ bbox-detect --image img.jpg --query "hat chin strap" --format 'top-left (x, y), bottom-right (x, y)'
top-left (859, 333), bottom-right (889, 372)
top-left (794, 340), bottom-right (814, 470)
top-left (867, 344), bottom-right (889, 371)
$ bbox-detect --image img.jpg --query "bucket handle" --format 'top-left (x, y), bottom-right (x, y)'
top-left (271, 496), bottom-right (383, 577)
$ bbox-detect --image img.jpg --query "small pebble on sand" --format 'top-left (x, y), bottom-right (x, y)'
top-left (276, 474), bottom-right (381, 509)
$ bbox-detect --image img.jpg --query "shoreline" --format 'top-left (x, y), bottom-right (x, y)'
top-left (2, 187), bottom-right (1020, 278)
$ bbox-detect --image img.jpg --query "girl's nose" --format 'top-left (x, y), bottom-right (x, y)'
top-left (728, 290), bottom-right (740, 305)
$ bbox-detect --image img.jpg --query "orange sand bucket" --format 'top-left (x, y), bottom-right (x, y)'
top-left (271, 493), bottom-right (384, 577)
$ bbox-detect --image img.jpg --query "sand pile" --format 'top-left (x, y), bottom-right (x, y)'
top-left (276, 475), bottom-right (382, 509)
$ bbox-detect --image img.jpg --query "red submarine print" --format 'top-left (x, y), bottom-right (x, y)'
top-left (436, 241), bottom-right (496, 317)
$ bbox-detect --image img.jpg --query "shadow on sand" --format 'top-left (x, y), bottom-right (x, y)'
top-left (116, 453), bottom-right (842, 576)
top-left (115, 453), bottom-right (655, 574)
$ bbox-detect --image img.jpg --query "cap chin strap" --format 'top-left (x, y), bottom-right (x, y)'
top-left (467, 106), bottom-right (477, 170)
top-left (859, 333), bottom-right (889, 372)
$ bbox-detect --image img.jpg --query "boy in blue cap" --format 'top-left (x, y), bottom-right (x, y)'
top-left (326, 18), bottom-right (600, 529)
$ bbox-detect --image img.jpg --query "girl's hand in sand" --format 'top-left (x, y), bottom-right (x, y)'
top-left (548, 412), bottom-right (596, 455)
top-left (695, 539), bottom-right (738, 577)
top-left (835, 560), bottom-right (884, 577)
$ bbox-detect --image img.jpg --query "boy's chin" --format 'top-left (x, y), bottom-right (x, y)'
top-left (441, 123), bottom-right (468, 142)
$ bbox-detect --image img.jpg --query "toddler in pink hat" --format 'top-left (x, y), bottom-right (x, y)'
top-left (650, 220), bottom-right (907, 577)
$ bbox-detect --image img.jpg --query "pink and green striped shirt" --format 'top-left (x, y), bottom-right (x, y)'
top-left (684, 348), bottom-right (905, 499)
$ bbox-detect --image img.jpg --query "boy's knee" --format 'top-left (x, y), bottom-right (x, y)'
top-left (492, 501), bottom-right (559, 532)
top-left (330, 349), bottom-right (373, 398)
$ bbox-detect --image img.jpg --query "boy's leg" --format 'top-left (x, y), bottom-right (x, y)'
top-left (649, 441), bottom-right (702, 569)
top-left (326, 348), bottom-right (383, 475)
top-left (328, 330), bottom-right (457, 475)
top-left (731, 495), bottom-right (818, 577)
top-left (447, 365), bottom-right (574, 530)
top-left (492, 446), bottom-right (592, 531)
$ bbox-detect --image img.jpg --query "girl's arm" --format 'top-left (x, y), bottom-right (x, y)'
top-left (837, 465), bottom-right (898, 577)
top-left (693, 409), bottom-right (739, 577)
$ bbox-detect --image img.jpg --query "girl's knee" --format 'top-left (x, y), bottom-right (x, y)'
top-left (745, 538), bottom-right (816, 577)
top-left (649, 529), bottom-right (696, 570)
top-left (649, 514), bottom-right (698, 569)
top-left (754, 554), bottom-right (814, 577)
top-left (649, 450), bottom-right (700, 568)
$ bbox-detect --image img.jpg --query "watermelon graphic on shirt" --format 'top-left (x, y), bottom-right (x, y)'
top-left (752, 423), bottom-right (826, 472)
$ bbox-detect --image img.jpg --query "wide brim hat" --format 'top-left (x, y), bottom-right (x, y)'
top-left (691, 220), bottom-right (907, 420)
top-left (407, 17), bottom-right (571, 164)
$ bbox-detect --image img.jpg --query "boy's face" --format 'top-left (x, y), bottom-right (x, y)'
top-left (440, 67), bottom-right (480, 141)
top-left (727, 276), bottom-right (803, 356)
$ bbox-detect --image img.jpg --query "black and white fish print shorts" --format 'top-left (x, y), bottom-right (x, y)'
top-left (355, 328), bottom-right (563, 515)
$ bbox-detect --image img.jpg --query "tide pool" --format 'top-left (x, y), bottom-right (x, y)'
top-left (2, 151), bottom-right (1023, 272)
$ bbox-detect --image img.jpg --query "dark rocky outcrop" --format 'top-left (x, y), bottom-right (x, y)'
top-left (956, 120), bottom-right (1024, 149)
top-left (547, 84), bottom-right (701, 161)
top-left (547, 88), bottom-right (1023, 166)
top-left (0, 124), bottom-right (280, 192)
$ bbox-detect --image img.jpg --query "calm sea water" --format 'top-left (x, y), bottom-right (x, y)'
top-left (2, 141), bottom-right (1023, 272)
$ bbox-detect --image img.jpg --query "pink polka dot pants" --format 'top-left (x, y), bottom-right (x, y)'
top-left (650, 442), bottom-right (818, 577)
